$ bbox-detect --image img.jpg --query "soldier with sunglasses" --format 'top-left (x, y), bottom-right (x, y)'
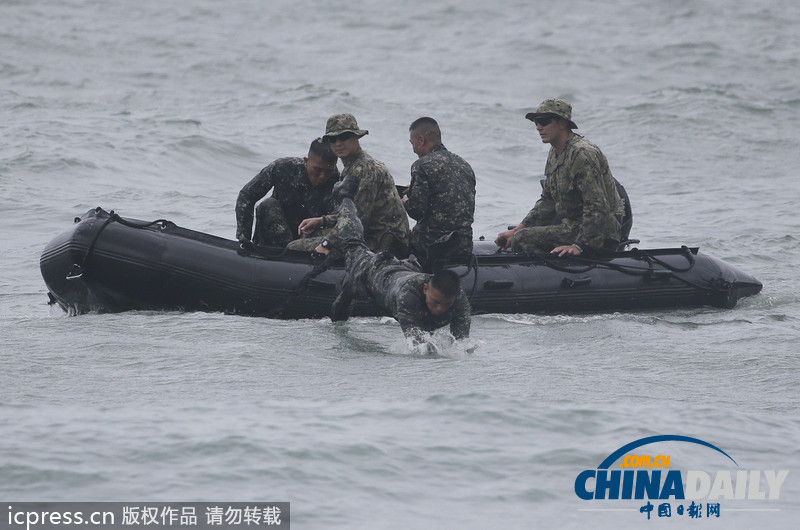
top-left (495, 99), bottom-right (624, 257)
top-left (288, 113), bottom-right (410, 258)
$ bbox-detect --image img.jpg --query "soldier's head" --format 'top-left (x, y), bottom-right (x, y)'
top-left (305, 138), bottom-right (338, 187)
top-left (423, 269), bottom-right (461, 316)
top-left (525, 98), bottom-right (575, 150)
top-left (323, 113), bottom-right (367, 161)
top-left (409, 117), bottom-right (441, 159)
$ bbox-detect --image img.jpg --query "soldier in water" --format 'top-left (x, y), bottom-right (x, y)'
top-left (326, 174), bottom-right (470, 353)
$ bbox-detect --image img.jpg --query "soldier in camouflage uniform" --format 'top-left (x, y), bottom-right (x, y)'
top-left (402, 117), bottom-right (476, 264)
top-left (496, 99), bottom-right (624, 256)
top-left (235, 138), bottom-right (339, 247)
top-left (288, 114), bottom-right (410, 258)
top-left (326, 177), bottom-right (470, 350)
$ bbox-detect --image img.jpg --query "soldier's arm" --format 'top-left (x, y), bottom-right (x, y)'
top-left (572, 152), bottom-right (613, 249)
top-left (404, 163), bottom-right (430, 220)
top-left (352, 166), bottom-right (378, 227)
top-left (449, 292), bottom-right (471, 340)
top-left (520, 179), bottom-right (555, 228)
top-left (395, 291), bottom-right (430, 346)
top-left (235, 164), bottom-right (276, 241)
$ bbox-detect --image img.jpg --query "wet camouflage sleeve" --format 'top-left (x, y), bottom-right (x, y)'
top-left (448, 292), bottom-right (471, 340)
top-left (520, 182), bottom-right (556, 228)
top-left (236, 160), bottom-right (279, 241)
top-left (521, 134), bottom-right (622, 249)
top-left (405, 143), bottom-right (476, 255)
top-left (325, 150), bottom-right (409, 252)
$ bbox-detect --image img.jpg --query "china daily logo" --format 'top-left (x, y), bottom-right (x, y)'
top-left (574, 435), bottom-right (789, 520)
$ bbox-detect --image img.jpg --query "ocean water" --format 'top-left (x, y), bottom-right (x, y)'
top-left (2, 0), bottom-right (799, 528)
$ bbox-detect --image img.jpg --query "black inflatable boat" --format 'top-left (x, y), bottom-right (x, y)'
top-left (40, 207), bottom-right (762, 318)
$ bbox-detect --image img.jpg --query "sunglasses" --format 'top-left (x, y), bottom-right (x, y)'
top-left (534, 117), bottom-right (554, 127)
top-left (326, 133), bottom-right (356, 143)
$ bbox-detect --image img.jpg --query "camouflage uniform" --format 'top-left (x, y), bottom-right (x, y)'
top-left (289, 148), bottom-right (410, 256)
top-left (236, 157), bottom-right (337, 246)
top-left (513, 132), bottom-right (624, 253)
top-left (336, 198), bottom-right (470, 343)
top-left (404, 143), bottom-right (476, 261)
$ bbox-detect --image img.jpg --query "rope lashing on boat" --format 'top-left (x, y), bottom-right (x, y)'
top-left (66, 208), bottom-right (171, 281)
top-left (530, 245), bottom-right (727, 294)
top-left (462, 253), bottom-right (480, 303)
top-left (530, 245), bottom-right (694, 276)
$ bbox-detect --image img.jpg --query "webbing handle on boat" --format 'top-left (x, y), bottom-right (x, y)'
top-left (561, 277), bottom-right (592, 288)
top-left (644, 269), bottom-right (672, 282)
top-left (308, 279), bottom-right (336, 291)
top-left (483, 279), bottom-right (513, 290)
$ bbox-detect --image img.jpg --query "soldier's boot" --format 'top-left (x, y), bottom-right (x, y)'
top-left (330, 272), bottom-right (356, 322)
top-left (330, 242), bottom-right (370, 323)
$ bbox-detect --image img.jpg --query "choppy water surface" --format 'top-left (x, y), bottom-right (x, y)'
top-left (2, 0), bottom-right (799, 528)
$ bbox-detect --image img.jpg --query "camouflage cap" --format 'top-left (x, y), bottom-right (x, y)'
top-left (323, 113), bottom-right (369, 139)
top-left (525, 98), bottom-right (578, 129)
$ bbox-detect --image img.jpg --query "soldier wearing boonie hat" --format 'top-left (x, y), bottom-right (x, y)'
top-left (288, 113), bottom-right (410, 258)
top-left (524, 98), bottom-right (578, 130)
top-left (495, 98), bottom-right (625, 257)
top-left (322, 113), bottom-right (369, 139)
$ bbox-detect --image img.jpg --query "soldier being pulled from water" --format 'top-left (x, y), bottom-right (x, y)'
top-left (326, 173), bottom-right (471, 353)
top-left (236, 138), bottom-right (339, 247)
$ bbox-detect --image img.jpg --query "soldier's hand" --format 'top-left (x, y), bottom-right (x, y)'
top-left (552, 244), bottom-right (582, 257)
top-left (314, 244), bottom-right (330, 255)
top-left (495, 229), bottom-right (515, 249)
top-left (298, 217), bottom-right (323, 235)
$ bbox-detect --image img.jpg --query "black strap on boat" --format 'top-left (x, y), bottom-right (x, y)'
top-left (266, 254), bottom-right (336, 319)
top-left (528, 245), bottom-right (696, 278)
top-left (528, 245), bottom-right (730, 294)
top-left (463, 253), bottom-right (480, 304)
top-left (67, 209), bottom-right (172, 281)
top-left (630, 245), bottom-right (696, 273)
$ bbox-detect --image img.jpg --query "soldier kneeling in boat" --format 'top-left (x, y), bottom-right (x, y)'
top-left (235, 138), bottom-right (339, 247)
top-left (327, 174), bottom-right (470, 353)
top-left (495, 98), bottom-right (625, 256)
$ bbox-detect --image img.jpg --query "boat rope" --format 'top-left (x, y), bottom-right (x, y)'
top-left (462, 254), bottom-right (480, 303)
top-left (528, 245), bottom-right (728, 294)
top-left (530, 245), bottom-right (696, 277)
top-left (67, 209), bottom-right (171, 280)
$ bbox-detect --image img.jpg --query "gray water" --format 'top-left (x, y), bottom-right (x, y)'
top-left (2, 0), bottom-right (799, 528)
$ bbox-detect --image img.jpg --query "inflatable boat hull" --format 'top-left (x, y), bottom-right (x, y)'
top-left (40, 208), bottom-right (763, 318)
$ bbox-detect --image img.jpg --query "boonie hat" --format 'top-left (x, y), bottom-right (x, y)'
top-left (323, 113), bottom-right (369, 139)
top-left (525, 98), bottom-right (578, 129)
